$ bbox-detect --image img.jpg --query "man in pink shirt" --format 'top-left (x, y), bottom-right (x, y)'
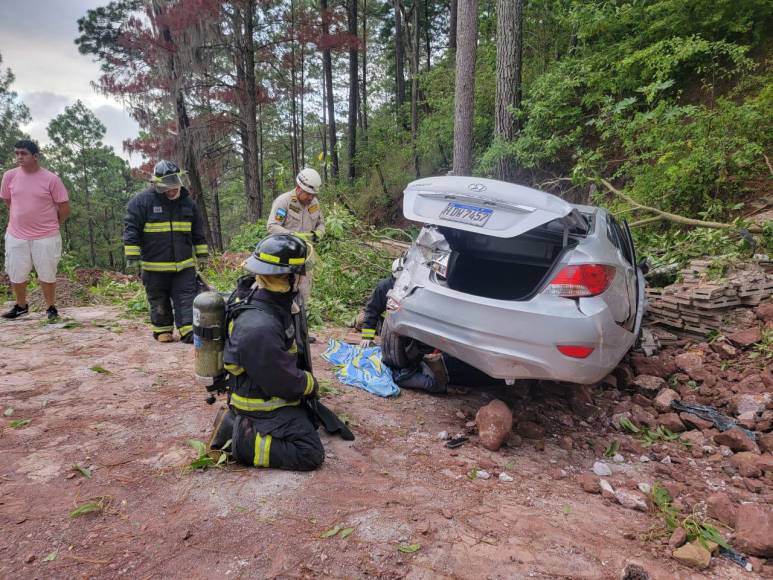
top-left (1, 140), bottom-right (71, 320)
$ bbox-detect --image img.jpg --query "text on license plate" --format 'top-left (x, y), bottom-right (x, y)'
top-left (438, 202), bottom-right (493, 226)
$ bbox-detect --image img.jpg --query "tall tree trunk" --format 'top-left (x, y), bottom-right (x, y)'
top-left (290, 0), bottom-right (300, 176)
top-left (449, 0), bottom-right (457, 51)
top-left (81, 166), bottom-right (96, 266)
top-left (258, 100), bottom-right (264, 206)
top-left (321, 68), bottom-right (329, 181)
top-left (424, 0), bottom-right (431, 71)
top-left (233, 1), bottom-right (261, 220)
top-left (360, 0), bottom-right (368, 144)
top-left (394, 0), bottom-right (406, 112)
top-left (321, 0), bottom-right (339, 180)
top-left (347, 0), bottom-right (359, 182)
top-left (211, 186), bottom-right (224, 251)
top-left (452, 0), bottom-right (477, 176)
top-left (494, 0), bottom-right (522, 182)
top-left (300, 43), bottom-right (306, 168)
top-left (411, 0), bottom-right (420, 177)
top-left (153, 2), bottom-right (213, 244)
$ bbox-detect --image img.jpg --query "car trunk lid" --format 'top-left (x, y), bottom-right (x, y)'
top-left (404, 176), bottom-right (588, 238)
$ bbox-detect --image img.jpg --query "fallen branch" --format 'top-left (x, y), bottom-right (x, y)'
top-left (629, 216), bottom-right (665, 227)
top-left (600, 179), bottom-right (764, 234)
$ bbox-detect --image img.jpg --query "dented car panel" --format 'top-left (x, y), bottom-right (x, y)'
top-left (384, 176), bottom-right (645, 385)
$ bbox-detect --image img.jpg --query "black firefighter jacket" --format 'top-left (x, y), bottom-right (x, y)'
top-left (224, 289), bottom-right (317, 416)
top-left (361, 276), bottom-right (395, 340)
top-left (123, 187), bottom-right (208, 272)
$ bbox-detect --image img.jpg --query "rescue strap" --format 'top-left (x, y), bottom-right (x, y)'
top-left (230, 393), bottom-right (300, 413)
top-left (140, 258), bottom-right (195, 272)
top-left (194, 325), bottom-right (222, 340)
top-left (143, 221), bottom-right (191, 233)
top-left (254, 432), bottom-right (272, 468)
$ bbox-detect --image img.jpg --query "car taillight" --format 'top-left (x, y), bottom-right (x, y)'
top-left (557, 345), bottom-right (594, 358)
top-left (544, 264), bottom-right (615, 298)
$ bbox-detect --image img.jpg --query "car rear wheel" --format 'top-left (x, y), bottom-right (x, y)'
top-left (381, 324), bottom-right (425, 368)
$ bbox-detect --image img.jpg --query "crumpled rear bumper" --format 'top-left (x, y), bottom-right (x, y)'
top-left (386, 285), bottom-right (636, 385)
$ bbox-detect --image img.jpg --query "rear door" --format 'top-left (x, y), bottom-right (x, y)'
top-left (618, 219), bottom-right (644, 335)
top-left (403, 176), bottom-right (588, 238)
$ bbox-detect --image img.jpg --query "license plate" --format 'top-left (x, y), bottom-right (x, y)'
top-left (438, 202), bottom-right (493, 227)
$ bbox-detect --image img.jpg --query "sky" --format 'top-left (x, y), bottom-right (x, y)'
top-left (0, 0), bottom-right (140, 163)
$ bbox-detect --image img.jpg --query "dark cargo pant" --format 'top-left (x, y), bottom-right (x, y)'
top-left (141, 268), bottom-right (196, 339)
top-left (229, 406), bottom-right (324, 471)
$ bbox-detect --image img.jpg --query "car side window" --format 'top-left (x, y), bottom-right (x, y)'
top-left (608, 216), bottom-right (634, 265)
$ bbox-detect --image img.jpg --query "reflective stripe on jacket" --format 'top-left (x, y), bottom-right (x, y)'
top-left (123, 187), bottom-right (208, 271)
top-left (224, 288), bottom-right (316, 416)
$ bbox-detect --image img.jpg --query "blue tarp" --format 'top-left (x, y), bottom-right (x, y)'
top-left (321, 339), bottom-right (400, 398)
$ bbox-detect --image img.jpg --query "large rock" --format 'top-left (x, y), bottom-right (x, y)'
top-left (633, 375), bottom-right (667, 398)
top-left (630, 353), bottom-right (676, 378)
top-left (727, 326), bottom-right (762, 348)
top-left (759, 433), bottom-right (773, 454)
top-left (668, 527), bottom-right (687, 550)
top-left (615, 489), bottom-right (648, 512)
top-left (654, 389), bottom-right (681, 413)
top-left (577, 473), bottom-right (600, 494)
top-left (735, 503), bottom-right (773, 557)
top-left (674, 352), bottom-right (704, 377)
top-left (706, 493), bottom-right (737, 527)
top-left (730, 452), bottom-right (762, 478)
top-left (733, 393), bottom-right (771, 416)
top-left (475, 399), bottom-right (513, 451)
top-left (657, 413), bottom-right (685, 433)
top-left (679, 412), bottom-right (713, 431)
top-left (714, 428), bottom-right (760, 453)
top-left (755, 303), bottom-right (773, 323)
top-left (672, 541), bottom-right (711, 569)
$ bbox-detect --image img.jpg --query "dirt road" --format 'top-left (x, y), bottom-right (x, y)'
top-left (0, 307), bottom-right (759, 578)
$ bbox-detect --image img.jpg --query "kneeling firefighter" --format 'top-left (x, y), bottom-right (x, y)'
top-left (198, 234), bottom-right (353, 471)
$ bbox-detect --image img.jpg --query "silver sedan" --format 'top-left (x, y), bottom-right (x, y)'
top-left (381, 176), bottom-right (646, 385)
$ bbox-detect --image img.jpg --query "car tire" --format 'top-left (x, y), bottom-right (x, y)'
top-left (381, 324), bottom-right (424, 368)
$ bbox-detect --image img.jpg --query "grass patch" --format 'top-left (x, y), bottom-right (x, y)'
top-left (9, 419), bottom-right (31, 429)
top-left (649, 483), bottom-right (730, 550)
top-left (69, 497), bottom-right (110, 518)
top-left (90, 366), bottom-right (112, 375)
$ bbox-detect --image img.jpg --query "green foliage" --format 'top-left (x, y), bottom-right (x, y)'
top-left (650, 482), bottom-right (731, 549)
top-left (187, 439), bottom-right (229, 470)
top-left (89, 275), bottom-right (148, 318)
top-left (69, 498), bottom-right (109, 518)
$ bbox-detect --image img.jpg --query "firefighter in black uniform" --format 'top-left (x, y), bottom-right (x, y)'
top-left (123, 160), bottom-right (208, 343)
top-left (359, 255), bottom-right (405, 347)
top-left (209, 234), bottom-right (325, 471)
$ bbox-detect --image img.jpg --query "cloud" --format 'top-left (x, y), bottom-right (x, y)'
top-left (21, 91), bottom-right (71, 121)
top-left (92, 104), bottom-right (141, 158)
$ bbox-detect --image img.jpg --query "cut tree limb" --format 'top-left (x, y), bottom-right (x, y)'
top-left (600, 179), bottom-right (764, 234)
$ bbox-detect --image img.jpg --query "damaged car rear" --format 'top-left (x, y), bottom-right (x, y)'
top-left (381, 176), bottom-right (646, 385)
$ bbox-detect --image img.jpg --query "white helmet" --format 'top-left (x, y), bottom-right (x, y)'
top-left (296, 167), bottom-right (322, 195)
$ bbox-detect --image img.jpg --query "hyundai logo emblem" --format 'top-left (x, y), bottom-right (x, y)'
top-left (468, 183), bottom-right (487, 192)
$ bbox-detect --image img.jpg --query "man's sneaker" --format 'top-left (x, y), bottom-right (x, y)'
top-left (156, 332), bottom-right (174, 343)
top-left (46, 306), bottom-right (59, 321)
top-left (2, 304), bottom-right (29, 319)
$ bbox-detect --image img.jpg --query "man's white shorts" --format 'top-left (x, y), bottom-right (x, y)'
top-left (4, 232), bottom-right (62, 284)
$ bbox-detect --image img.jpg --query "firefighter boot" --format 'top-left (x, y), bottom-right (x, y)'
top-left (208, 406), bottom-right (236, 450)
